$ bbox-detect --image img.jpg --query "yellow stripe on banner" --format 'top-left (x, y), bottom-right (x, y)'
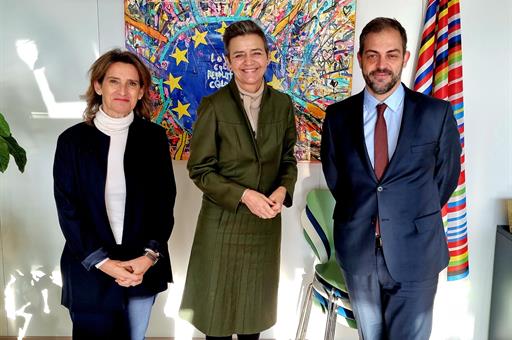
top-left (434, 71), bottom-right (448, 87)
top-left (419, 35), bottom-right (435, 55)
top-left (449, 50), bottom-right (462, 64)
top-left (448, 0), bottom-right (460, 11)
top-left (449, 255), bottom-right (469, 266)
top-left (439, 6), bottom-right (449, 21)
top-left (449, 252), bottom-right (469, 263)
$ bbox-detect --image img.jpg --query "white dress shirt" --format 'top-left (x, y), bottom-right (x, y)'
top-left (363, 84), bottom-right (405, 168)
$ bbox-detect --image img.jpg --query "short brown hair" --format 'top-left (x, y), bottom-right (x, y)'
top-left (359, 17), bottom-right (407, 54)
top-left (223, 20), bottom-right (269, 57)
top-left (82, 49), bottom-right (152, 123)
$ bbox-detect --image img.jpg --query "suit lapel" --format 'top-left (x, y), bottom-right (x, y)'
top-left (351, 91), bottom-right (378, 182)
top-left (86, 123), bottom-right (116, 243)
top-left (228, 80), bottom-right (264, 160)
top-left (88, 124), bottom-right (109, 200)
top-left (122, 116), bottom-right (146, 243)
top-left (382, 87), bottom-right (418, 180)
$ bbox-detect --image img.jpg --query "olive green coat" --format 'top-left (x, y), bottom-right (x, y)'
top-left (179, 80), bottom-right (297, 336)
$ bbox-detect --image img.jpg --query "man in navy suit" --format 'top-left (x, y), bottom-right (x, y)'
top-left (321, 17), bottom-right (461, 339)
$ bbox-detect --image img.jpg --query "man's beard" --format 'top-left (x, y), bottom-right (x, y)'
top-left (363, 68), bottom-right (401, 95)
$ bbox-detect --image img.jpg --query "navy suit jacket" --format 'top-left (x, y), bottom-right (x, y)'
top-left (321, 86), bottom-right (461, 282)
top-left (53, 116), bottom-right (176, 312)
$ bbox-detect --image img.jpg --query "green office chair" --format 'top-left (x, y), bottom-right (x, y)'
top-left (295, 189), bottom-right (357, 340)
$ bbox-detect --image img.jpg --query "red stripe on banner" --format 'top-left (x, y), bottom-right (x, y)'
top-left (415, 70), bottom-right (434, 90)
top-left (449, 245), bottom-right (468, 256)
top-left (449, 44), bottom-right (462, 54)
top-left (456, 174), bottom-right (465, 188)
top-left (447, 202), bottom-right (466, 213)
top-left (435, 58), bottom-right (449, 72)
top-left (450, 22), bottom-right (461, 32)
top-left (448, 238), bottom-right (468, 249)
top-left (459, 170), bottom-right (466, 182)
top-left (448, 262), bottom-right (469, 273)
top-left (420, 41), bottom-right (435, 60)
top-left (451, 97), bottom-right (463, 106)
top-left (449, 68), bottom-right (463, 80)
top-left (434, 87), bottom-right (448, 99)
top-left (422, 21), bottom-right (436, 40)
top-left (450, 86), bottom-right (463, 97)
top-left (437, 36), bottom-right (449, 50)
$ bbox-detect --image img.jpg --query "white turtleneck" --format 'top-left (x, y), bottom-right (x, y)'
top-left (237, 80), bottom-right (264, 138)
top-left (94, 107), bottom-right (134, 245)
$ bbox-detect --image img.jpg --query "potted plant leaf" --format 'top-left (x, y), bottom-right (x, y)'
top-left (0, 112), bottom-right (27, 173)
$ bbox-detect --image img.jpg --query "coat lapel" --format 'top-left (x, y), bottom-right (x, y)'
top-left (382, 87), bottom-right (418, 181)
top-left (88, 123), bottom-right (110, 200)
top-left (352, 91), bottom-right (378, 182)
top-left (228, 80), bottom-right (267, 160)
top-left (86, 123), bottom-right (116, 243)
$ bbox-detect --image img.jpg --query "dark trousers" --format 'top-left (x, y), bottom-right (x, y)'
top-left (206, 333), bottom-right (260, 340)
top-left (342, 248), bottom-right (438, 340)
top-left (70, 310), bottom-right (131, 339)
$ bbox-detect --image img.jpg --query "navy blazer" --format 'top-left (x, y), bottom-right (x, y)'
top-left (321, 86), bottom-right (461, 282)
top-left (53, 116), bottom-right (176, 312)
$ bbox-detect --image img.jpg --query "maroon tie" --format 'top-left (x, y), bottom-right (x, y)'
top-left (374, 103), bottom-right (388, 246)
top-left (374, 103), bottom-right (388, 180)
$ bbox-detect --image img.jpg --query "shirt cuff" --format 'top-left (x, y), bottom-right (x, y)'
top-left (95, 258), bottom-right (109, 269)
top-left (240, 188), bottom-right (249, 202)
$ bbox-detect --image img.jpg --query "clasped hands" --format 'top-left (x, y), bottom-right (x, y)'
top-left (98, 256), bottom-right (154, 287)
top-left (241, 186), bottom-right (287, 219)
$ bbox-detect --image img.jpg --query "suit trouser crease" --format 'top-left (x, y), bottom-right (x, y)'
top-left (342, 248), bottom-right (438, 340)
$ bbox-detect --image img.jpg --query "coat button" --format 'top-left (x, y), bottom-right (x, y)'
top-left (377, 186), bottom-right (383, 192)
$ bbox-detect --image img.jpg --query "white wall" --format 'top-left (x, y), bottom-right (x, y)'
top-left (0, 1), bottom-right (510, 339)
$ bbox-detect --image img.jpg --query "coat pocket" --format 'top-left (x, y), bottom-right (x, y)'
top-left (411, 141), bottom-right (438, 153)
top-left (414, 211), bottom-right (442, 233)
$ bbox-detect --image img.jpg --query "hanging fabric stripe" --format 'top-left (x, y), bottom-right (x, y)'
top-left (414, 0), bottom-right (469, 281)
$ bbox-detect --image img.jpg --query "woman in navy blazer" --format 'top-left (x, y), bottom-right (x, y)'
top-left (53, 49), bottom-right (176, 339)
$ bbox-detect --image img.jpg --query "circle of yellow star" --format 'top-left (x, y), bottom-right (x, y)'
top-left (164, 73), bottom-right (183, 93)
top-left (191, 28), bottom-right (208, 48)
top-left (172, 100), bottom-right (191, 119)
top-left (267, 75), bottom-right (284, 91)
top-left (216, 22), bottom-right (228, 35)
top-left (171, 47), bottom-right (189, 66)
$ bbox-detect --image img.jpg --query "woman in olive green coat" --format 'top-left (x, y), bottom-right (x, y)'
top-left (179, 20), bottom-right (297, 339)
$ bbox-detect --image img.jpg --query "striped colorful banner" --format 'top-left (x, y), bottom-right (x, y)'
top-left (414, 0), bottom-right (469, 281)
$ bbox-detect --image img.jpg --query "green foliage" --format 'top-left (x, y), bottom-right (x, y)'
top-left (0, 113), bottom-right (27, 173)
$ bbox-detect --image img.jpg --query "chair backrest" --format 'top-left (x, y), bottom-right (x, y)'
top-left (301, 188), bottom-right (336, 263)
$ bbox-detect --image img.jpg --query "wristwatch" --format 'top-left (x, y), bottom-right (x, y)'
top-left (144, 249), bottom-right (159, 265)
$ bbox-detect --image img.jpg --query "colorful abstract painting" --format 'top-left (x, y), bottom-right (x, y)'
top-left (124, 0), bottom-right (356, 160)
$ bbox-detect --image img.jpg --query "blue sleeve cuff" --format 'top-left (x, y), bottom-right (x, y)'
top-left (81, 247), bottom-right (109, 271)
top-left (145, 240), bottom-right (165, 259)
